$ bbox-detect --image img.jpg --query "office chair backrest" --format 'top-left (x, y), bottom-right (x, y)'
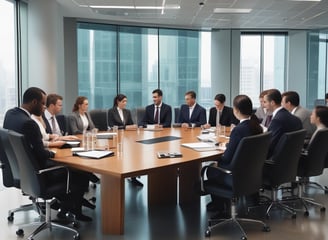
top-left (231, 131), bottom-right (271, 196)
top-left (301, 128), bottom-right (328, 177)
top-left (174, 107), bottom-right (180, 123)
top-left (7, 130), bottom-right (42, 198)
top-left (268, 129), bottom-right (306, 186)
top-left (90, 109), bottom-right (108, 131)
top-left (56, 114), bottom-right (68, 135)
top-left (135, 107), bottom-right (145, 126)
top-left (0, 128), bottom-right (20, 188)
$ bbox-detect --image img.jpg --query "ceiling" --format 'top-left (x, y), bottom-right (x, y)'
top-left (56, 0), bottom-right (328, 30)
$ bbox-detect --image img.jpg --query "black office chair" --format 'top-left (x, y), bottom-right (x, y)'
top-left (7, 130), bottom-right (80, 240)
top-left (201, 132), bottom-right (271, 239)
top-left (296, 129), bottom-right (328, 215)
top-left (0, 128), bottom-right (35, 222)
top-left (89, 109), bottom-right (108, 131)
top-left (262, 129), bottom-right (306, 219)
top-left (134, 107), bottom-right (145, 126)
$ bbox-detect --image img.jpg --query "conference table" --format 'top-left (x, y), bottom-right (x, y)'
top-left (52, 127), bottom-right (225, 235)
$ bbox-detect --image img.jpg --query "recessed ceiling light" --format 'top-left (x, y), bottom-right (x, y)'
top-left (213, 8), bottom-right (252, 14)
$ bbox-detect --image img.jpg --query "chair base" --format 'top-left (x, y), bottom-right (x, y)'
top-left (297, 184), bottom-right (326, 216)
top-left (17, 198), bottom-right (79, 240)
top-left (8, 203), bottom-right (35, 222)
top-left (205, 200), bottom-right (270, 239)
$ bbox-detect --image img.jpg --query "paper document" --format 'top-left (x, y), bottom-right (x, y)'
top-left (74, 150), bottom-right (114, 159)
top-left (181, 142), bottom-right (219, 151)
top-left (96, 132), bottom-right (117, 139)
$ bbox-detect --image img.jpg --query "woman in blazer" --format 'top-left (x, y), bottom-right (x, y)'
top-left (68, 96), bottom-right (95, 134)
top-left (108, 94), bottom-right (135, 129)
top-left (205, 95), bottom-right (263, 214)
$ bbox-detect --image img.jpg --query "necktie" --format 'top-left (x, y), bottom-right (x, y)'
top-left (154, 107), bottom-right (159, 124)
top-left (265, 115), bottom-right (272, 127)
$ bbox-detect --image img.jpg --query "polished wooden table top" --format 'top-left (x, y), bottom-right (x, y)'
top-left (52, 127), bottom-right (225, 177)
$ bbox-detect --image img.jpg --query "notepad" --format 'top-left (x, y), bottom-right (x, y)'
top-left (73, 150), bottom-right (114, 159)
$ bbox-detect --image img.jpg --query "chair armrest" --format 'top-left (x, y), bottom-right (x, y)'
top-left (200, 164), bottom-right (232, 192)
top-left (37, 165), bottom-right (70, 194)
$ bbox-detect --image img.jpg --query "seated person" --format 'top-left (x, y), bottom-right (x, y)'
top-left (108, 94), bottom-right (136, 130)
top-left (140, 89), bottom-right (172, 128)
top-left (205, 95), bottom-right (262, 213)
top-left (205, 93), bottom-right (239, 128)
top-left (179, 90), bottom-right (206, 127)
top-left (68, 96), bottom-right (95, 134)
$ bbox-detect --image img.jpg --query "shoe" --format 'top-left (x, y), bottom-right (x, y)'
top-left (82, 198), bottom-right (96, 210)
top-left (130, 177), bottom-right (144, 187)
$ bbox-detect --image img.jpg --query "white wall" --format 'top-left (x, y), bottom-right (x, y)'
top-left (287, 31), bottom-right (308, 107)
top-left (27, 0), bottom-right (66, 110)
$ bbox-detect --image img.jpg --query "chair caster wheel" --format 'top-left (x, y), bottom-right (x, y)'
top-left (7, 215), bottom-right (14, 222)
top-left (263, 225), bottom-right (271, 232)
top-left (292, 213), bottom-right (297, 219)
top-left (241, 236), bottom-right (247, 240)
top-left (320, 207), bottom-right (326, 212)
top-left (16, 228), bottom-right (24, 236)
top-left (205, 229), bottom-right (211, 237)
top-left (304, 211), bottom-right (309, 217)
top-left (72, 221), bottom-right (80, 228)
top-left (73, 234), bottom-right (80, 240)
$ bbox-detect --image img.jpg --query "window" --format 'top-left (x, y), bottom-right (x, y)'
top-left (307, 31), bottom-right (328, 108)
top-left (0, 0), bottom-right (17, 125)
top-left (240, 33), bottom-right (287, 107)
top-left (77, 23), bottom-right (211, 119)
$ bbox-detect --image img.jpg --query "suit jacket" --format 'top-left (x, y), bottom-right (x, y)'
top-left (293, 106), bottom-right (315, 140)
top-left (178, 103), bottom-right (206, 127)
top-left (68, 111), bottom-right (95, 134)
top-left (141, 103), bottom-right (172, 128)
top-left (219, 120), bottom-right (253, 170)
top-left (42, 114), bottom-right (67, 135)
top-left (3, 107), bottom-right (54, 168)
top-left (267, 107), bottom-right (303, 158)
top-left (208, 106), bottom-right (239, 127)
top-left (108, 107), bottom-right (134, 129)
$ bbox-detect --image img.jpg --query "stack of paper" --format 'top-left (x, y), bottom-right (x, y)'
top-left (73, 150), bottom-right (114, 159)
top-left (181, 142), bottom-right (218, 151)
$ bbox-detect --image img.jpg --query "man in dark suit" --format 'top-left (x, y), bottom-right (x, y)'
top-left (179, 90), bottom-right (206, 127)
top-left (281, 91), bottom-right (315, 141)
top-left (206, 93), bottom-right (239, 127)
top-left (42, 93), bottom-right (67, 135)
top-left (3, 87), bottom-right (92, 221)
top-left (141, 89), bottom-right (172, 128)
top-left (264, 89), bottom-right (303, 158)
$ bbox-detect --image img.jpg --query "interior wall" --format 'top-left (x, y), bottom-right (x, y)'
top-left (287, 31), bottom-right (308, 107)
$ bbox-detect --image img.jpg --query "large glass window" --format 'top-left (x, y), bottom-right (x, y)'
top-left (240, 33), bottom-right (287, 107)
top-left (0, 0), bottom-right (17, 125)
top-left (77, 23), bottom-right (211, 119)
top-left (307, 31), bottom-right (328, 108)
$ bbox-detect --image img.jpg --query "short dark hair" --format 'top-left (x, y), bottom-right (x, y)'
top-left (282, 91), bottom-right (300, 107)
top-left (315, 106), bottom-right (328, 127)
top-left (214, 94), bottom-right (226, 103)
top-left (152, 89), bottom-right (163, 96)
top-left (46, 94), bottom-right (63, 107)
top-left (113, 94), bottom-right (127, 107)
top-left (185, 90), bottom-right (196, 99)
top-left (265, 89), bottom-right (282, 105)
top-left (22, 87), bottom-right (46, 104)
